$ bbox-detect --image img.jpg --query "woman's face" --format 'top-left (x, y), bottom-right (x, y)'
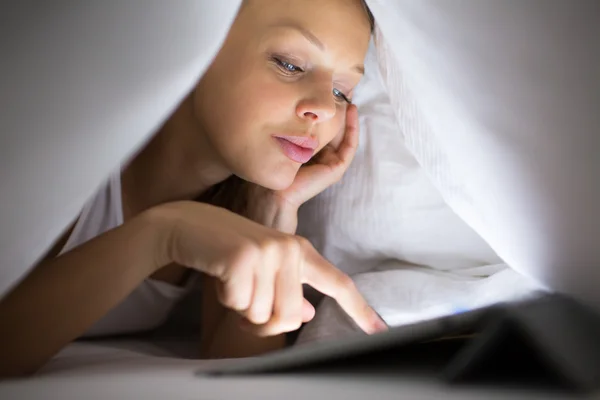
top-left (193, 0), bottom-right (372, 190)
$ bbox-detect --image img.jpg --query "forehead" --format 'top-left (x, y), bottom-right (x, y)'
top-left (240, 0), bottom-right (371, 56)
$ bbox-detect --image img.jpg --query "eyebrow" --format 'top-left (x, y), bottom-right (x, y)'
top-left (270, 20), bottom-right (365, 75)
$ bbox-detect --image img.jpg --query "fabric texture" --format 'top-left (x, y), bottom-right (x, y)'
top-left (59, 171), bottom-right (196, 338)
top-left (297, 41), bottom-right (501, 277)
top-left (0, 1), bottom-right (242, 299)
top-left (365, 0), bottom-right (600, 311)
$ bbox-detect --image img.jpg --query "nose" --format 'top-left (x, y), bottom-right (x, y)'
top-left (296, 79), bottom-right (336, 123)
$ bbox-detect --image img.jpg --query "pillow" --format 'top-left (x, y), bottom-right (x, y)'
top-left (297, 41), bottom-right (501, 277)
top-left (367, 0), bottom-right (600, 311)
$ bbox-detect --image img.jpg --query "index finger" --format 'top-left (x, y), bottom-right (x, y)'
top-left (299, 241), bottom-right (387, 335)
top-left (335, 104), bottom-right (360, 165)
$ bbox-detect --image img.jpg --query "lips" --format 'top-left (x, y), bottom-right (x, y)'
top-left (273, 135), bottom-right (318, 164)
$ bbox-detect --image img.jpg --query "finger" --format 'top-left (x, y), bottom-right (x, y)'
top-left (299, 241), bottom-right (387, 335)
top-left (336, 104), bottom-right (360, 165)
top-left (258, 252), bottom-right (304, 336)
top-left (249, 251), bottom-right (304, 336)
top-left (241, 296), bottom-right (314, 337)
top-left (215, 263), bottom-right (254, 312)
top-left (312, 145), bottom-right (341, 167)
top-left (302, 298), bottom-right (316, 323)
top-left (244, 255), bottom-right (276, 325)
top-left (274, 255), bottom-right (304, 331)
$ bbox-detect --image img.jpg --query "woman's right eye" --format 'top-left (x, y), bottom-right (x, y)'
top-left (272, 57), bottom-right (304, 75)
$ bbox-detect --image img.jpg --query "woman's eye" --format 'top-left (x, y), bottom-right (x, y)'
top-left (273, 57), bottom-right (303, 74)
top-left (333, 88), bottom-right (351, 104)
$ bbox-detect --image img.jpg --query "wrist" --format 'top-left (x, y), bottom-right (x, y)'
top-left (268, 196), bottom-right (299, 234)
top-left (136, 203), bottom-right (182, 273)
top-left (245, 188), bottom-right (299, 234)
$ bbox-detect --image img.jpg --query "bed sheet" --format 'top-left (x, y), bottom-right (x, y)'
top-left (0, 338), bottom-right (580, 400)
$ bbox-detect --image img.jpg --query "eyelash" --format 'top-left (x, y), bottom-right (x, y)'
top-left (271, 56), bottom-right (352, 104)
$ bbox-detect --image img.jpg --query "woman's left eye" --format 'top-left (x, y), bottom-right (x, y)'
top-left (333, 88), bottom-right (351, 104)
top-left (273, 57), bottom-right (303, 74)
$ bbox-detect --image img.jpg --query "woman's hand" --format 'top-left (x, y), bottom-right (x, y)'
top-left (153, 201), bottom-right (386, 337)
top-left (278, 103), bottom-right (360, 208)
top-left (243, 104), bottom-right (360, 234)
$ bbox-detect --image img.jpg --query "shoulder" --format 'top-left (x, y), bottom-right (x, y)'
top-left (58, 170), bottom-right (124, 256)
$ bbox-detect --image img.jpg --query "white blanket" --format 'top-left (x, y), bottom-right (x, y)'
top-left (368, 0), bottom-right (600, 310)
top-left (1, 0), bottom-right (598, 313)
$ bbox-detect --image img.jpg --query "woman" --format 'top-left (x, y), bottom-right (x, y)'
top-left (0, 0), bottom-right (385, 376)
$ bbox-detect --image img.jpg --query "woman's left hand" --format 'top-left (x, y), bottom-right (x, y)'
top-left (277, 104), bottom-right (360, 209)
top-left (243, 104), bottom-right (360, 233)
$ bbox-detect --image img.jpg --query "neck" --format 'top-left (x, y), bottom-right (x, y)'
top-left (121, 96), bottom-right (231, 219)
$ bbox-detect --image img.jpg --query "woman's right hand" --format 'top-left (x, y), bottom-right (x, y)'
top-left (150, 201), bottom-right (387, 337)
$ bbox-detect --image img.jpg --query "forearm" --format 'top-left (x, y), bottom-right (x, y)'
top-left (0, 210), bottom-right (165, 377)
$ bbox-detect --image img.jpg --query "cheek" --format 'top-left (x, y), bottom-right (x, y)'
top-left (231, 76), bottom-right (299, 132)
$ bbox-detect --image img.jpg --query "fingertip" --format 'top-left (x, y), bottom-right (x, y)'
top-left (372, 317), bottom-right (389, 334)
top-left (367, 309), bottom-right (389, 334)
top-left (247, 312), bottom-right (270, 326)
top-left (301, 299), bottom-right (316, 323)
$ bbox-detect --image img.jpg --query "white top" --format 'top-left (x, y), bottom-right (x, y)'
top-left (59, 171), bottom-right (195, 338)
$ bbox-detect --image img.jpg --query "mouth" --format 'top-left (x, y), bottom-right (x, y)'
top-left (272, 135), bottom-right (319, 164)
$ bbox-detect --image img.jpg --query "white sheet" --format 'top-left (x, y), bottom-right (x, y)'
top-left (0, 0), bottom-right (242, 297)
top-left (0, 340), bottom-right (567, 400)
top-left (368, 0), bottom-right (600, 311)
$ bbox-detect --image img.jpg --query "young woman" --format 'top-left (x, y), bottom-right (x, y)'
top-left (0, 0), bottom-right (386, 376)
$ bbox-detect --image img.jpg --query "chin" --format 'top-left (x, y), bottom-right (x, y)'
top-left (256, 173), bottom-right (295, 191)
top-left (248, 164), bottom-right (297, 191)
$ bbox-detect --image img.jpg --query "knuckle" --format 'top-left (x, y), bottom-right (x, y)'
top-left (296, 236), bottom-right (313, 251)
top-left (257, 236), bottom-right (280, 255)
top-left (237, 240), bottom-right (262, 263)
top-left (283, 236), bottom-right (302, 256)
top-left (258, 234), bottom-right (302, 261)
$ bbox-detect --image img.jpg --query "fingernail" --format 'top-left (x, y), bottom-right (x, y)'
top-left (372, 315), bottom-right (388, 334)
